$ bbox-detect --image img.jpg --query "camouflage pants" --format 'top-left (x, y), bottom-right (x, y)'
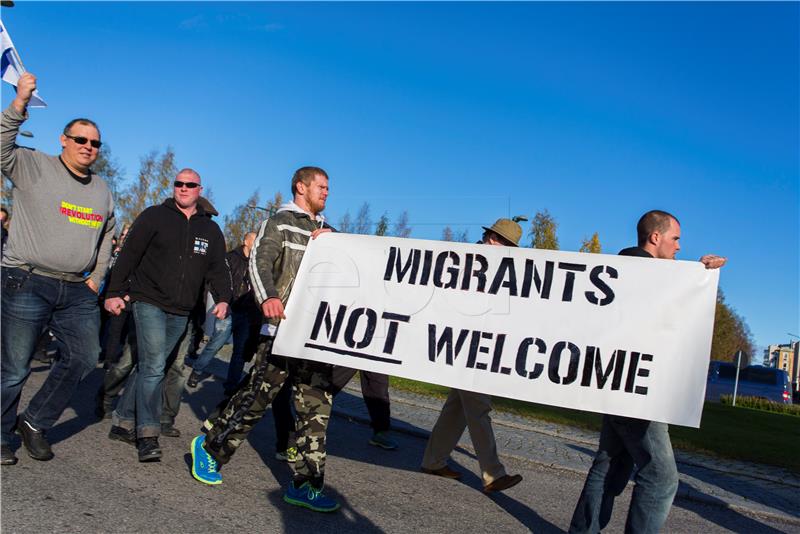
top-left (205, 336), bottom-right (334, 485)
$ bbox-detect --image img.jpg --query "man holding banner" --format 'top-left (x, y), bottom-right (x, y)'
top-left (420, 218), bottom-right (524, 493)
top-left (569, 210), bottom-right (726, 534)
top-left (190, 166), bottom-right (341, 513)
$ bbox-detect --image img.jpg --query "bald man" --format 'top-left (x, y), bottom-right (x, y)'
top-left (104, 169), bottom-right (231, 462)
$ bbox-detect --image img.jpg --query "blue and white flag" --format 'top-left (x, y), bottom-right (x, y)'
top-left (0, 20), bottom-right (46, 108)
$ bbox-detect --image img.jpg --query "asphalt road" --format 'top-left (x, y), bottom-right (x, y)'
top-left (1, 365), bottom-right (797, 533)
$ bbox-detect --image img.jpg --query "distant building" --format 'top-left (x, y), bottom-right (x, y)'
top-left (764, 341), bottom-right (799, 396)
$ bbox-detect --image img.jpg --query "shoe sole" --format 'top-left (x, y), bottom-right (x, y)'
top-left (283, 494), bottom-right (340, 513)
top-left (368, 439), bottom-right (398, 450)
top-left (108, 432), bottom-right (136, 446)
top-left (0, 457), bottom-right (18, 466)
top-left (483, 475), bottom-right (523, 493)
top-left (138, 452), bottom-right (162, 462)
top-left (190, 436), bottom-right (222, 485)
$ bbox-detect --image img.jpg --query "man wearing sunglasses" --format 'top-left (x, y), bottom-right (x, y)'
top-left (1, 72), bottom-right (116, 465)
top-left (103, 169), bottom-right (231, 462)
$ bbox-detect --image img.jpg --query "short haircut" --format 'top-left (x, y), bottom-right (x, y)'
top-left (0, 207), bottom-right (8, 216)
top-left (63, 118), bottom-right (100, 137)
top-left (291, 166), bottom-right (328, 196)
top-left (176, 168), bottom-right (201, 183)
top-left (637, 210), bottom-right (679, 246)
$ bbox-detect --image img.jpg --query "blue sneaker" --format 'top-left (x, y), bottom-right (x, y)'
top-left (283, 481), bottom-right (340, 512)
top-left (191, 435), bottom-right (222, 485)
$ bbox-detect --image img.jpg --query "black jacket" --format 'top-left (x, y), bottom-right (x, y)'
top-left (106, 198), bottom-right (232, 315)
top-left (227, 245), bottom-right (258, 311)
top-left (619, 246), bottom-right (653, 258)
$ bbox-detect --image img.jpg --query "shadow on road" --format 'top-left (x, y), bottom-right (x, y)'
top-left (178, 373), bottom-right (562, 532)
top-left (566, 437), bottom-right (796, 532)
top-left (46, 368), bottom-right (106, 446)
top-left (673, 483), bottom-right (790, 534)
top-left (264, 486), bottom-right (384, 532)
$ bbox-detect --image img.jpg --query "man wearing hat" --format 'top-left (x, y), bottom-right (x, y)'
top-left (420, 218), bottom-right (524, 493)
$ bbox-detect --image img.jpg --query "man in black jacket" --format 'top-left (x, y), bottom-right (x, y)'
top-left (569, 210), bottom-right (726, 534)
top-left (103, 169), bottom-right (231, 462)
top-left (222, 232), bottom-right (264, 393)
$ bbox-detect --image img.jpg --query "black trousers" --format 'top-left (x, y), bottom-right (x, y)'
top-left (332, 368), bottom-right (390, 432)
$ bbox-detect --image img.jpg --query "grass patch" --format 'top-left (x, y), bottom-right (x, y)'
top-left (389, 376), bottom-right (800, 474)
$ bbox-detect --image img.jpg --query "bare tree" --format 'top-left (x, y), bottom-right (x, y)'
top-left (116, 148), bottom-right (177, 225)
top-left (442, 226), bottom-right (454, 242)
top-left (392, 210), bottom-right (412, 238)
top-left (92, 144), bottom-right (125, 205)
top-left (224, 190), bottom-right (283, 251)
top-left (338, 211), bottom-right (353, 233)
top-left (354, 202), bottom-right (372, 235)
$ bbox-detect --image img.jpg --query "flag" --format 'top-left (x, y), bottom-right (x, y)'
top-left (0, 19), bottom-right (46, 107)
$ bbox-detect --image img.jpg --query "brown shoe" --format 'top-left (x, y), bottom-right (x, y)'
top-left (483, 474), bottom-right (522, 493)
top-left (421, 465), bottom-right (462, 480)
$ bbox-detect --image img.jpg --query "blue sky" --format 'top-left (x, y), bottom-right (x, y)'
top-left (2, 2), bottom-right (798, 353)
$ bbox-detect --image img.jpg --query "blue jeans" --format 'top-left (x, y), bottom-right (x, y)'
top-left (569, 416), bottom-right (679, 534)
top-left (191, 314), bottom-right (232, 374)
top-left (112, 302), bottom-right (187, 438)
top-left (1, 267), bottom-right (100, 444)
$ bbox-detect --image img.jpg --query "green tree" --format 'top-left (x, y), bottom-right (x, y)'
top-left (530, 209), bottom-right (559, 250)
top-left (710, 289), bottom-right (755, 365)
top-left (375, 212), bottom-right (389, 236)
top-left (116, 147), bottom-right (177, 225)
top-left (579, 232), bottom-right (602, 253)
top-left (455, 229), bottom-right (469, 243)
top-left (392, 211), bottom-right (411, 238)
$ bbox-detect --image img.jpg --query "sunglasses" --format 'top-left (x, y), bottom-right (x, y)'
top-left (65, 134), bottom-right (102, 149)
top-left (174, 180), bottom-right (201, 189)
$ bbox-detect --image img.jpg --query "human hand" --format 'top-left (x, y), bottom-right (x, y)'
top-left (85, 278), bottom-right (99, 294)
top-left (12, 73), bottom-right (37, 112)
top-left (261, 297), bottom-right (286, 319)
top-left (104, 296), bottom-right (126, 316)
top-left (700, 255), bottom-right (727, 270)
top-left (212, 302), bottom-right (229, 319)
top-left (311, 228), bottom-right (332, 240)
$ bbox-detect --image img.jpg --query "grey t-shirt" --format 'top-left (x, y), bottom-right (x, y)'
top-left (1, 105), bottom-right (115, 286)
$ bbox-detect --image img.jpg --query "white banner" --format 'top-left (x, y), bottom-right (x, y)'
top-left (273, 234), bottom-right (719, 427)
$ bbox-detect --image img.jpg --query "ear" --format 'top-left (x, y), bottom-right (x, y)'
top-left (60, 134), bottom-right (68, 149)
top-left (648, 231), bottom-right (660, 246)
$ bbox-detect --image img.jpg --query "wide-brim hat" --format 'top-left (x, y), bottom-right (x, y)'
top-left (482, 218), bottom-right (522, 247)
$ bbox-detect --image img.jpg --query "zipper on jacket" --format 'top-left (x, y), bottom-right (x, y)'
top-left (176, 215), bottom-right (191, 304)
